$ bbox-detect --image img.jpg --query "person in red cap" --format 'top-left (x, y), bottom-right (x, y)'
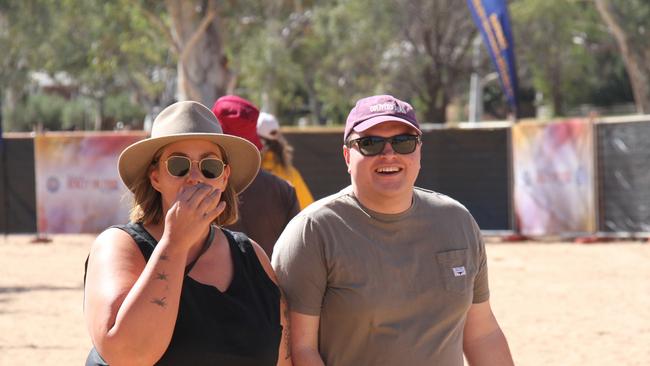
top-left (272, 95), bottom-right (514, 365)
top-left (212, 95), bottom-right (299, 258)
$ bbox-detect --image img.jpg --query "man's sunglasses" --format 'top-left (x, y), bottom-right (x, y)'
top-left (347, 134), bottom-right (421, 156)
top-left (164, 156), bottom-right (226, 179)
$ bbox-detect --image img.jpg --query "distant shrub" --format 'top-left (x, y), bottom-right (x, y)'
top-left (5, 94), bottom-right (67, 131)
top-left (4, 93), bottom-right (146, 131)
top-left (105, 94), bottom-right (146, 129)
top-left (61, 98), bottom-right (96, 130)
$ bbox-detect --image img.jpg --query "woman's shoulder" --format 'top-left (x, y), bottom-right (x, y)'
top-left (89, 224), bottom-right (150, 265)
top-left (93, 225), bottom-right (138, 251)
top-left (249, 238), bottom-right (278, 286)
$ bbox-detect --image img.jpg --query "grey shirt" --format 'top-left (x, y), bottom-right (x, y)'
top-left (272, 186), bottom-right (489, 366)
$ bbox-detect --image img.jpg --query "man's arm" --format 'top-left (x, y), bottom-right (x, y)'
top-left (463, 300), bottom-right (514, 366)
top-left (290, 312), bottom-right (325, 366)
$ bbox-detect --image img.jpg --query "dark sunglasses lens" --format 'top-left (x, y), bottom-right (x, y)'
top-left (200, 159), bottom-right (224, 179)
top-left (167, 156), bottom-right (190, 177)
top-left (357, 137), bottom-right (385, 156)
top-left (391, 135), bottom-right (418, 154)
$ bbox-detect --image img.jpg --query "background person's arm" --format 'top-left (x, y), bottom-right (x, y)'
top-left (463, 300), bottom-right (514, 366)
top-left (291, 312), bottom-right (325, 366)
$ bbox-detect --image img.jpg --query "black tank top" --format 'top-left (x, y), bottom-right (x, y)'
top-left (84, 223), bottom-right (282, 365)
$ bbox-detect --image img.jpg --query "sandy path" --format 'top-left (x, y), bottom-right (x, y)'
top-left (0, 235), bottom-right (92, 365)
top-left (0, 235), bottom-right (648, 365)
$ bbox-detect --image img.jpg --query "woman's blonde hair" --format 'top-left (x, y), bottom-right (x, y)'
top-left (128, 144), bottom-right (239, 226)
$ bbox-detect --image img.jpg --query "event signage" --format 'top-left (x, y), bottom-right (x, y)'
top-left (512, 120), bottom-right (596, 235)
top-left (467, 0), bottom-right (519, 113)
top-left (34, 132), bottom-right (146, 233)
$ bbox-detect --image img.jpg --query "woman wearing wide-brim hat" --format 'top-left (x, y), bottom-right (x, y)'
top-left (83, 101), bottom-right (291, 365)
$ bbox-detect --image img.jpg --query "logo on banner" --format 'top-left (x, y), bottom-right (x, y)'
top-left (46, 177), bottom-right (61, 193)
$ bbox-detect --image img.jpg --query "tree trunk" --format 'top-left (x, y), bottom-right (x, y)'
top-left (94, 97), bottom-right (104, 131)
top-left (166, 0), bottom-right (232, 106)
top-left (423, 68), bottom-right (447, 124)
top-left (550, 60), bottom-right (564, 117)
top-left (595, 0), bottom-right (650, 114)
top-left (425, 103), bottom-right (447, 125)
top-left (305, 78), bottom-right (323, 125)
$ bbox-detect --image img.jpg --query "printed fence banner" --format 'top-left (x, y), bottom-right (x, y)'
top-left (34, 132), bottom-right (146, 233)
top-left (512, 119), bottom-right (596, 236)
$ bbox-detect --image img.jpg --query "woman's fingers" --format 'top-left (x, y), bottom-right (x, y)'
top-left (176, 183), bottom-right (212, 208)
top-left (195, 188), bottom-right (222, 214)
top-left (172, 184), bottom-right (226, 224)
top-left (205, 200), bottom-right (227, 222)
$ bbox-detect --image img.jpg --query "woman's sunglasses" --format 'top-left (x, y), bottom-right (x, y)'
top-left (347, 134), bottom-right (421, 156)
top-left (164, 156), bottom-right (226, 179)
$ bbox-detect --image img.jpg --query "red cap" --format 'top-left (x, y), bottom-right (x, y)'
top-left (211, 95), bottom-right (263, 150)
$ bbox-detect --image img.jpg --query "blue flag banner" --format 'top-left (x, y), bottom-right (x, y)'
top-left (467, 0), bottom-right (519, 113)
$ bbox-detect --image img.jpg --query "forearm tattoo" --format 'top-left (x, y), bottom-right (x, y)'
top-left (151, 297), bottom-right (167, 308)
top-left (151, 252), bottom-right (170, 308)
top-left (282, 296), bottom-right (291, 360)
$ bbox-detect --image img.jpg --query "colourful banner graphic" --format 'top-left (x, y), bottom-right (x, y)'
top-left (512, 120), bottom-right (596, 236)
top-left (467, 0), bottom-right (519, 112)
top-left (34, 132), bottom-right (146, 234)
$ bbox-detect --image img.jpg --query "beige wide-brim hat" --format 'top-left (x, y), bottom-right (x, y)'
top-left (118, 101), bottom-right (260, 194)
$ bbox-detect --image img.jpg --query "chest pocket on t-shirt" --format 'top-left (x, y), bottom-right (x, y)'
top-left (436, 249), bottom-right (472, 294)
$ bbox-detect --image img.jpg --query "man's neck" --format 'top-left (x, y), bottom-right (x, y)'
top-left (352, 186), bottom-right (414, 215)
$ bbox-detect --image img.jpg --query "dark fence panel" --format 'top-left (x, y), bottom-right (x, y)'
top-left (285, 128), bottom-right (513, 231)
top-left (284, 131), bottom-right (350, 200)
top-left (0, 137), bottom-right (37, 233)
top-left (0, 127), bottom-right (514, 234)
top-left (417, 128), bottom-right (512, 231)
top-left (596, 121), bottom-right (650, 233)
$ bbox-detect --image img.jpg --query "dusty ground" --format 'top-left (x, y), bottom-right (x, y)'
top-left (0, 234), bottom-right (648, 365)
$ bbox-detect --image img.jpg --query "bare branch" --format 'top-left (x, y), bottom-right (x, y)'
top-left (595, 0), bottom-right (650, 113)
top-left (141, 4), bottom-right (180, 55)
top-left (179, 7), bottom-right (218, 64)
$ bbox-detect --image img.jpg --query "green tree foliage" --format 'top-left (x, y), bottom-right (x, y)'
top-left (233, 1), bottom-right (391, 124)
top-left (595, 0), bottom-right (650, 113)
top-left (1, 0), bottom-right (643, 131)
top-left (511, 0), bottom-right (639, 117)
top-left (0, 0), bottom-right (56, 130)
top-left (512, 0), bottom-right (595, 116)
top-left (233, 0), bottom-right (477, 124)
top-left (1, 0), bottom-right (172, 131)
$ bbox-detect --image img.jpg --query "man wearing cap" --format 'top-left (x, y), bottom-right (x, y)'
top-left (272, 95), bottom-right (513, 365)
top-left (212, 95), bottom-right (300, 258)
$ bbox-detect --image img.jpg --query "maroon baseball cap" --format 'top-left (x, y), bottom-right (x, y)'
top-left (344, 94), bottom-right (421, 141)
top-left (211, 95), bottom-right (263, 150)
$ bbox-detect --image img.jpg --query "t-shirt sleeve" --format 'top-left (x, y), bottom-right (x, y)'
top-left (284, 184), bottom-right (300, 223)
top-left (470, 218), bottom-right (490, 303)
top-left (271, 214), bottom-right (327, 315)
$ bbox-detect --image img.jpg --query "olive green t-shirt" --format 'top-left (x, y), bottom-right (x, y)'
top-left (271, 186), bottom-right (489, 366)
